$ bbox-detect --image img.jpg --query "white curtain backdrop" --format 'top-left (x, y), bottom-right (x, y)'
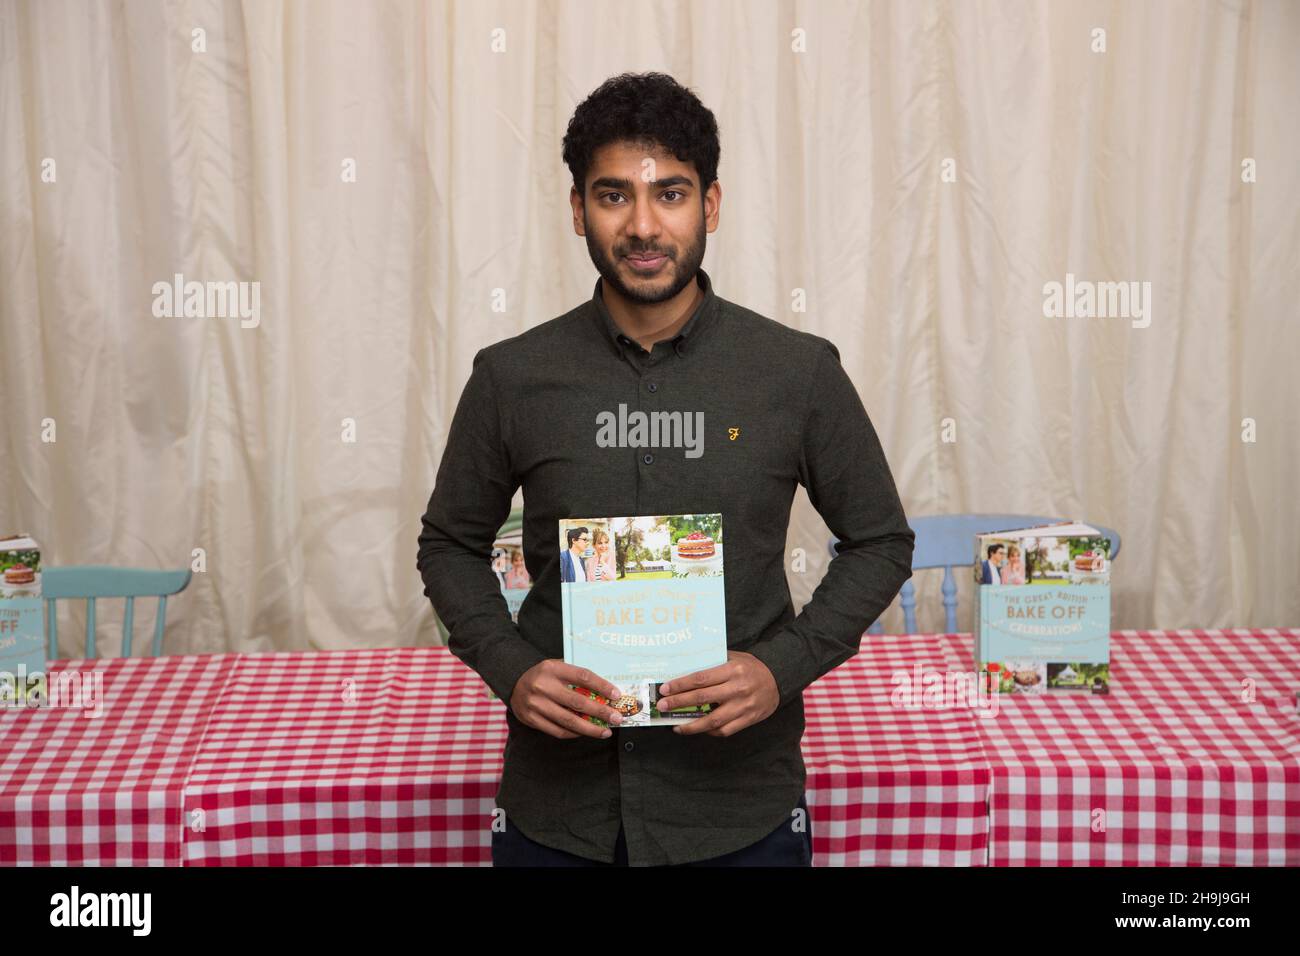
top-left (1, 0), bottom-right (1296, 656)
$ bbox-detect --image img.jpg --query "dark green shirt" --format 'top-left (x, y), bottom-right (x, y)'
top-left (417, 267), bottom-right (913, 865)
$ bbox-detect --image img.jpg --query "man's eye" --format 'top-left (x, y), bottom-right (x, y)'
top-left (662, 190), bottom-right (682, 201)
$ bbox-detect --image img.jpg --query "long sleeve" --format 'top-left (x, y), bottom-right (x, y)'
top-left (416, 347), bottom-right (546, 703)
top-left (746, 341), bottom-right (915, 708)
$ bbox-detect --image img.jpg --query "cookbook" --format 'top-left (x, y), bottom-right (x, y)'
top-left (491, 525), bottom-right (531, 624)
top-left (973, 521), bottom-right (1112, 694)
top-left (559, 513), bottom-right (727, 726)
top-left (0, 534), bottom-right (48, 707)
top-left (480, 524), bottom-right (533, 701)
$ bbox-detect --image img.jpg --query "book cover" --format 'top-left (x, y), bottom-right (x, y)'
top-left (973, 521), bottom-right (1111, 694)
top-left (482, 525), bottom-right (533, 701)
top-left (559, 513), bottom-right (727, 726)
top-left (491, 525), bottom-right (531, 624)
top-left (0, 534), bottom-right (48, 707)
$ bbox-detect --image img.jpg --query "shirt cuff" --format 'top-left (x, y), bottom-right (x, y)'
top-left (472, 629), bottom-right (549, 705)
top-left (744, 631), bottom-right (825, 709)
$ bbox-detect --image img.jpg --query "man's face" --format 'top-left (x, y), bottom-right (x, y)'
top-left (572, 533), bottom-right (590, 552)
top-left (572, 140), bottom-right (720, 303)
top-left (992, 549), bottom-right (1006, 567)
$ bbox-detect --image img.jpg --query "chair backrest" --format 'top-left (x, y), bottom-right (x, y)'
top-left (830, 514), bottom-right (1122, 635)
top-left (43, 566), bottom-right (192, 658)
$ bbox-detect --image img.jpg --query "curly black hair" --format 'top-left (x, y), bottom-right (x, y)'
top-left (562, 72), bottom-right (720, 199)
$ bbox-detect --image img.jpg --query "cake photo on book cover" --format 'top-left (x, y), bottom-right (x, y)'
top-left (974, 521), bottom-right (1112, 694)
top-left (670, 527), bottom-right (723, 576)
top-left (559, 513), bottom-right (727, 726)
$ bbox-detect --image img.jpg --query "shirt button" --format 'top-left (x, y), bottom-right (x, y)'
top-left (642, 453), bottom-right (654, 465)
top-left (647, 382), bottom-right (657, 393)
top-left (624, 740), bottom-right (635, 752)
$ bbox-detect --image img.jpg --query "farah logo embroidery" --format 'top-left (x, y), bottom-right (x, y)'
top-left (728, 427), bottom-right (740, 441)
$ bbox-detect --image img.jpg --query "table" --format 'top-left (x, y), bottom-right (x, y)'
top-left (178, 636), bottom-right (987, 865)
top-left (1, 630), bottom-right (1296, 866)
top-left (802, 632), bottom-right (990, 865)
top-left (0, 655), bottom-right (235, 864)
top-left (183, 647), bottom-right (503, 865)
top-left (938, 629), bottom-right (1300, 865)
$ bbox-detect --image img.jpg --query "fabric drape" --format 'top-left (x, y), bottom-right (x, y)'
top-left (1, 0), bottom-right (1295, 655)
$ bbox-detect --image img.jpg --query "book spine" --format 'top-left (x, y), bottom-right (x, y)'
top-left (972, 536), bottom-right (983, 668)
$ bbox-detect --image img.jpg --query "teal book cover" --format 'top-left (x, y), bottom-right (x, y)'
top-left (480, 522), bottom-right (533, 701)
top-left (973, 522), bottom-right (1112, 694)
top-left (0, 534), bottom-right (48, 707)
top-left (559, 513), bottom-right (727, 726)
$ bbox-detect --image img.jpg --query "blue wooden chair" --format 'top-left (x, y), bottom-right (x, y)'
top-left (42, 566), bottom-right (193, 658)
top-left (830, 514), bottom-right (1122, 635)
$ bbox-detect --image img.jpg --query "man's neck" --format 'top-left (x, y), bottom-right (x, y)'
top-left (602, 273), bottom-right (703, 353)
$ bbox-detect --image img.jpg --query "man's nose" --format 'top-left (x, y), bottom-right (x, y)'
top-left (626, 196), bottom-right (662, 238)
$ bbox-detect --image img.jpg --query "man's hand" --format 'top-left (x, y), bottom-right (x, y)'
top-left (509, 660), bottom-right (626, 739)
top-left (656, 650), bottom-right (780, 737)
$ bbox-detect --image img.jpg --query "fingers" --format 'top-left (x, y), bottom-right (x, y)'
top-left (520, 710), bottom-right (580, 739)
top-left (511, 659), bottom-right (764, 739)
top-left (532, 696), bottom-right (615, 739)
top-left (661, 661), bottom-right (735, 697)
top-left (657, 677), bottom-right (740, 713)
top-left (672, 699), bottom-right (747, 737)
top-left (514, 683), bottom-right (618, 738)
top-left (556, 682), bottom-right (624, 725)
top-left (705, 713), bottom-right (754, 737)
top-left (549, 662), bottom-right (621, 701)
top-left (509, 659), bottom-right (626, 740)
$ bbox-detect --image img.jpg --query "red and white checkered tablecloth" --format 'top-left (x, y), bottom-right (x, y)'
top-left (5, 630), bottom-right (1297, 866)
top-left (937, 629), bottom-right (1300, 866)
top-left (0, 655), bottom-right (234, 865)
top-left (181, 647), bottom-right (506, 865)
top-left (177, 639), bottom-right (992, 866)
top-left (803, 633), bottom-right (991, 866)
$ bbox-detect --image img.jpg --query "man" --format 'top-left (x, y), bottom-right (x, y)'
top-left (417, 72), bottom-right (914, 867)
top-left (559, 527), bottom-right (590, 583)
top-left (981, 543), bottom-right (1006, 585)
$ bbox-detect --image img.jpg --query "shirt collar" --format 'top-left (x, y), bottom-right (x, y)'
top-left (590, 267), bottom-right (719, 358)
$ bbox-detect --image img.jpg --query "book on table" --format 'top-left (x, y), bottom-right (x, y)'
top-left (477, 523), bottom-right (534, 702)
top-left (559, 513), bottom-right (727, 726)
top-left (973, 521), bottom-right (1112, 694)
top-left (0, 533), bottom-right (47, 707)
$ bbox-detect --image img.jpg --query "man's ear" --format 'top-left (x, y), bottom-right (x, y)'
top-left (571, 184), bottom-right (586, 235)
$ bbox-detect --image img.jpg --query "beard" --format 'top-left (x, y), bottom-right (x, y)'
top-left (585, 211), bottom-right (706, 304)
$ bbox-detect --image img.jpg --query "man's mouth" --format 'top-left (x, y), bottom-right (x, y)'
top-left (624, 253), bottom-right (668, 272)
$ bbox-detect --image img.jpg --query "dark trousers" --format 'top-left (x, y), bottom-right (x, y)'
top-left (493, 794), bottom-right (812, 866)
